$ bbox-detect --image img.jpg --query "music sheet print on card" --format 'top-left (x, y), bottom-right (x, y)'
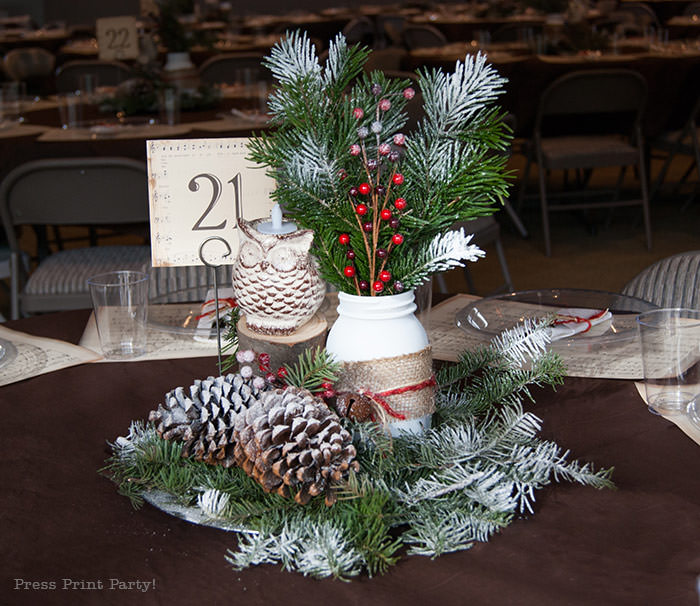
top-left (147, 138), bottom-right (277, 268)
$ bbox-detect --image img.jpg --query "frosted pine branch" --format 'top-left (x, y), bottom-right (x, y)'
top-left (420, 52), bottom-right (507, 136)
top-left (399, 228), bottom-right (484, 289)
top-left (491, 317), bottom-right (552, 366)
top-left (264, 30), bottom-right (321, 84)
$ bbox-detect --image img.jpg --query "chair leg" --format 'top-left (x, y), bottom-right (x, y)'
top-left (637, 149), bottom-right (653, 251)
top-left (10, 252), bottom-right (20, 320)
top-left (502, 198), bottom-right (529, 238)
top-left (462, 266), bottom-right (477, 294)
top-left (434, 272), bottom-right (448, 295)
top-left (494, 237), bottom-right (514, 292)
top-left (516, 152), bottom-right (532, 212)
top-left (538, 163), bottom-right (552, 256)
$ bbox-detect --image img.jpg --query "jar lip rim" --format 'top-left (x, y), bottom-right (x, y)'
top-left (338, 290), bottom-right (414, 303)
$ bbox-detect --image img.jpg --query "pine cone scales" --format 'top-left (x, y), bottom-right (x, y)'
top-left (232, 387), bottom-right (359, 505)
top-left (149, 374), bottom-right (265, 467)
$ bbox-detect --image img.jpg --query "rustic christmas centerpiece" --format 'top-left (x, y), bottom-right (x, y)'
top-left (103, 33), bottom-right (612, 580)
top-left (246, 31), bottom-right (511, 435)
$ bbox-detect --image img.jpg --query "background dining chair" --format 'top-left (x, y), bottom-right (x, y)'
top-left (648, 93), bottom-right (700, 206)
top-left (519, 68), bottom-right (651, 256)
top-left (198, 53), bottom-right (271, 86)
top-left (0, 157), bottom-right (151, 320)
top-left (622, 250), bottom-right (700, 308)
top-left (402, 25), bottom-right (447, 49)
top-left (55, 59), bottom-right (132, 93)
top-left (2, 47), bottom-right (55, 95)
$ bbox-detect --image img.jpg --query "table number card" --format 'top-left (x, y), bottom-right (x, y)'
top-left (96, 16), bottom-right (139, 61)
top-left (147, 138), bottom-right (277, 267)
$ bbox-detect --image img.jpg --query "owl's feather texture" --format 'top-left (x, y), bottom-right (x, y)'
top-left (232, 218), bottom-right (326, 335)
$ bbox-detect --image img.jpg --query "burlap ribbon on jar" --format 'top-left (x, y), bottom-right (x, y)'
top-left (335, 346), bottom-right (435, 423)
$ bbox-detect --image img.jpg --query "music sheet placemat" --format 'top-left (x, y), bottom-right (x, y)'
top-left (0, 325), bottom-right (100, 386)
top-left (79, 304), bottom-right (221, 362)
top-left (428, 294), bottom-right (645, 380)
top-left (634, 382), bottom-right (700, 447)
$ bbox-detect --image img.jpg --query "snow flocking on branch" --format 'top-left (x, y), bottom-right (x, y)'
top-left (265, 30), bottom-right (321, 85)
top-left (420, 52), bottom-right (507, 136)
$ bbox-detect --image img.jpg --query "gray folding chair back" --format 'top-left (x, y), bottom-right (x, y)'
top-left (402, 25), bottom-right (447, 49)
top-left (0, 157), bottom-right (151, 319)
top-left (526, 69), bottom-right (651, 255)
top-left (622, 251), bottom-right (700, 309)
top-left (55, 59), bottom-right (131, 93)
top-left (198, 53), bottom-right (270, 86)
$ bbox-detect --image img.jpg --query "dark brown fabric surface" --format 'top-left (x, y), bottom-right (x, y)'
top-left (1, 310), bottom-right (699, 605)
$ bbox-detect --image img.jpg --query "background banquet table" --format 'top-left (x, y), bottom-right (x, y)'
top-left (1, 309), bottom-right (699, 605)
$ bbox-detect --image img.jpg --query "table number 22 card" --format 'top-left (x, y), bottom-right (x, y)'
top-left (147, 138), bottom-right (276, 267)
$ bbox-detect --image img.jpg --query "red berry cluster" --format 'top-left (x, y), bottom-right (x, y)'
top-left (337, 84), bottom-right (415, 295)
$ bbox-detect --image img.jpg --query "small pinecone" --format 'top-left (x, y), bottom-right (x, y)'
top-left (232, 386), bottom-right (359, 506)
top-left (148, 373), bottom-right (266, 467)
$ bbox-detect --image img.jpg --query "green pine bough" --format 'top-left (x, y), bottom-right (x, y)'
top-left (102, 320), bottom-right (613, 580)
top-left (247, 31), bottom-right (514, 296)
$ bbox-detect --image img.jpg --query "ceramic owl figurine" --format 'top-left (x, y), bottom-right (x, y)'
top-left (232, 218), bottom-right (326, 335)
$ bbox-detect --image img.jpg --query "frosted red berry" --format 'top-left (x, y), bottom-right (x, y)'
top-left (392, 233), bottom-right (404, 245)
top-left (403, 87), bottom-right (415, 100)
top-left (358, 182), bottom-right (371, 195)
top-left (392, 173), bottom-right (404, 185)
top-left (393, 133), bottom-right (406, 146)
top-left (353, 107), bottom-right (364, 119)
top-left (350, 144), bottom-right (361, 156)
top-left (394, 197), bottom-right (407, 210)
top-left (277, 367), bottom-right (287, 378)
top-left (378, 98), bottom-right (391, 111)
top-left (378, 143), bottom-right (391, 155)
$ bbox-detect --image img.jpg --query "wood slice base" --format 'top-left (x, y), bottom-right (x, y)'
top-left (237, 313), bottom-right (328, 372)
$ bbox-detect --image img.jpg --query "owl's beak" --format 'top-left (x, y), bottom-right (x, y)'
top-left (260, 261), bottom-right (269, 271)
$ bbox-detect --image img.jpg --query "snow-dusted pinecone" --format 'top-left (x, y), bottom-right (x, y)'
top-left (148, 374), bottom-right (267, 467)
top-left (232, 386), bottom-right (359, 506)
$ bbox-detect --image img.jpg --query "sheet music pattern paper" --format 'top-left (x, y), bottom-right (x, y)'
top-left (0, 325), bottom-right (100, 387)
top-left (79, 305), bottom-right (221, 362)
top-left (147, 138), bottom-right (277, 268)
top-left (428, 294), bottom-right (645, 380)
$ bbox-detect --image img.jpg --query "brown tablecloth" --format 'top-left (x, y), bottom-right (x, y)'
top-left (1, 310), bottom-right (699, 605)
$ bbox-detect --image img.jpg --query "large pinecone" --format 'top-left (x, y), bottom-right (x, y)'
top-left (149, 373), bottom-right (266, 467)
top-left (232, 386), bottom-right (359, 506)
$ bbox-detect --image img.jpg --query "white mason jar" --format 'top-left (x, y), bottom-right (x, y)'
top-left (326, 290), bottom-right (433, 436)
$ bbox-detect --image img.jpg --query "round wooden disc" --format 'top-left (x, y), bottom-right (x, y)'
top-left (237, 313), bottom-right (328, 371)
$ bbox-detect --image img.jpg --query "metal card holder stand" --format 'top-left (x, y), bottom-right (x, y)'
top-left (198, 236), bottom-right (232, 376)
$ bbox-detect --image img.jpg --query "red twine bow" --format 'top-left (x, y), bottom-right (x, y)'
top-left (552, 308), bottom-right (608, 334)
top-left (194, 297), bottom-right (237, 322)
top-left (358, 375), bottom-right (437, 421)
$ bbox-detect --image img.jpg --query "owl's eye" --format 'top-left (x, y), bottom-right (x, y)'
top-left (267, 246), bottom-right (296, 272)
top-left (239, 241), bottom-right (262, 268)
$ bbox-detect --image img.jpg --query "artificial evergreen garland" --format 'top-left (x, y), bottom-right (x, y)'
top-left (103, 320), bottom-right (612, 580)
top-left (247, 31), bottom-right (512, 296)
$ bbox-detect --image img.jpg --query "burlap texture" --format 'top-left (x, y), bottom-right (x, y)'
top-left (336, 346), bottom-right (435, 420)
